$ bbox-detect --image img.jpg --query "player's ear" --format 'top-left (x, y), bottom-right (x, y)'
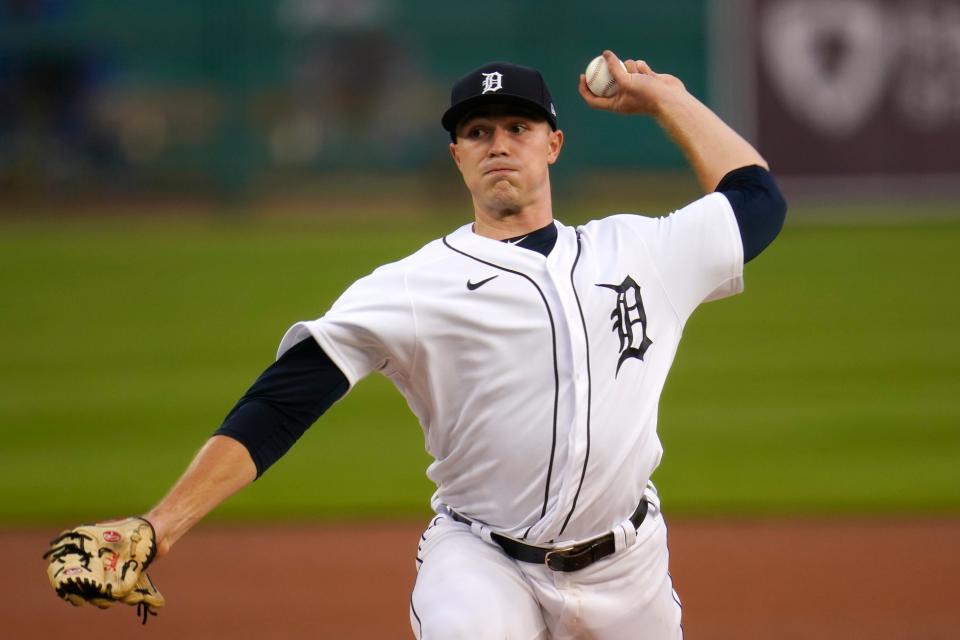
top-left (547, 129), bottom-right (564, 165)
top-left (449, 141), bottom-right (462, 170)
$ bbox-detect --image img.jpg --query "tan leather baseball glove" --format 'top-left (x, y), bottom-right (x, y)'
top-left (43, 516), bottom-right (165, 623)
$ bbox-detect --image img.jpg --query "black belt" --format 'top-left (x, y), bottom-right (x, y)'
top-left (449, 498), bottom-right (648, 572)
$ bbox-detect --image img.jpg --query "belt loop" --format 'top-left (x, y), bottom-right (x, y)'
top-left (613, 518), bottom-right (637, 552)
top-left (471, 520), bottom-right (494, 545)
top-left (613, 523), bottom-right (626, 551)
top-left (645, 483), bottom-right (661, 513)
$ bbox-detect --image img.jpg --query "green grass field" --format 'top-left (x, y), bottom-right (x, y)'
top-left (1, 210), bottom-right (958, 523)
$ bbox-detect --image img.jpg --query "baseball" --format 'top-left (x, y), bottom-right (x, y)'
top-left (585, 55), bottom-right (626, 97)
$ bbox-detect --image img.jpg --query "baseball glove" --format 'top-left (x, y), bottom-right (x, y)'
top-left (43, 517), bottom-right (165, 624)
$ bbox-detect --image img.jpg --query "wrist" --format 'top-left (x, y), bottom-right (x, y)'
top-left (142, 508), bottom-right (179, 558)
top-left (650, 84), bottom-right (695, 124)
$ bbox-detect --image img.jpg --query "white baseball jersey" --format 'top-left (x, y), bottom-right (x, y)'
top-left (278, 192), bottom-right (743, 545)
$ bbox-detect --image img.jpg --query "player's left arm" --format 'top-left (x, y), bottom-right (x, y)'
top-left (714, 164), bottom-right (786, 262)
top-left (579, 50), bottom-right (786, 262)
top-left (579, 50), bottom-right (766, 192)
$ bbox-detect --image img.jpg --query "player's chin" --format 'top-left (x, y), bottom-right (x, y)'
top-left (486, 177), bottom-right (521, 197)
top-left (484, 185), bottom-right (523, 212)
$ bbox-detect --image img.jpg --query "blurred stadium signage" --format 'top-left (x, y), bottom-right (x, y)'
top-left (714, 0), bottom-right (960, 180)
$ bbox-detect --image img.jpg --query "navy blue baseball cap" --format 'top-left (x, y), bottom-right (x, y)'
top-left (442, 62), bottom-right (558, 139)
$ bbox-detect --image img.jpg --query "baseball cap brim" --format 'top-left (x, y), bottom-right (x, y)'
top-left (441, 62), bottom-right (558, 138)
top-left (442, 93), bottom-right (558, 136)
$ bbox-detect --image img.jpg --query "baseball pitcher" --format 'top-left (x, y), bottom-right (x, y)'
top-left (44, 51), bottom-right (786, 638)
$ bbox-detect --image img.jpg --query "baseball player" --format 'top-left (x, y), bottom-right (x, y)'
top-left (44, 51), bottom-right (785, 638)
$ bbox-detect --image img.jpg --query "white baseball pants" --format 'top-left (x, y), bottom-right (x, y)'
top-left (409, 501), bottom-right (682, 639)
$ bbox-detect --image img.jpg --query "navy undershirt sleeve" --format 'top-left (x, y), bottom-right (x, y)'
top-left (715, 165), bottom-right (787, 263)
top-left (214, 337), bottom-right (349, 478)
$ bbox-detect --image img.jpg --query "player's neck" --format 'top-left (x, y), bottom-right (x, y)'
top-left (471, 198), bottom-right (554, 241)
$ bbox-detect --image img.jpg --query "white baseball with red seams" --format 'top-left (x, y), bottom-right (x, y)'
top-left (585, 55), bottom-right (627, 97)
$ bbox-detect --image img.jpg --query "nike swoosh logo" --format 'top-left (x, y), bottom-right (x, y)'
top-left (505, 235), bottom-right (529, 245)
top-left (466, 275), bottom-right (498, 291)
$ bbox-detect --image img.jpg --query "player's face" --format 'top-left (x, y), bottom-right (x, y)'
top-left (449, 107), bottom-right (563, 216)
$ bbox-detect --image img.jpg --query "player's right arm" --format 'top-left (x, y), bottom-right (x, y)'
top-left (146, 337), bottom-right (349, 556)
top-left (145, 262), bottom-right (411, 557)
top-left (145, 435), bottom-right (257, 557)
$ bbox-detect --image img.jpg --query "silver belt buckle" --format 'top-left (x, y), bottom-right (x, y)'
top-left (544, 545), bottom-right (576, 570)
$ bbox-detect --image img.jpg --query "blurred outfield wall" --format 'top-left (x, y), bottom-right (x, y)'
top-left (0, 0), bottom-right (708, 203)
top-left (2, 0), bottom-right (958, 207)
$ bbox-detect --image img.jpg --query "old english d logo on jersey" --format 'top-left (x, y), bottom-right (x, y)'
top-left (596, 276), bottom-right (653, 376)
top-left (481, 72), bottom-right (503, 94)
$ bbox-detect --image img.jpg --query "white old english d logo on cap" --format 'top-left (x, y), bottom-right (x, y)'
top-left (481, 72), bottom-right (503, 94)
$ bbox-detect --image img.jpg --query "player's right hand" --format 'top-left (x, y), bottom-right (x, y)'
top-left (43, 516), bottom-right (166, 624)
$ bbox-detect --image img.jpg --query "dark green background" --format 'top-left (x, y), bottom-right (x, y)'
top-left (2, 1), bottom-right (957, 526)
top-left (1, 1), bottom-right (708, 195)
top-left (2, 206), bottom-right (957, 523)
